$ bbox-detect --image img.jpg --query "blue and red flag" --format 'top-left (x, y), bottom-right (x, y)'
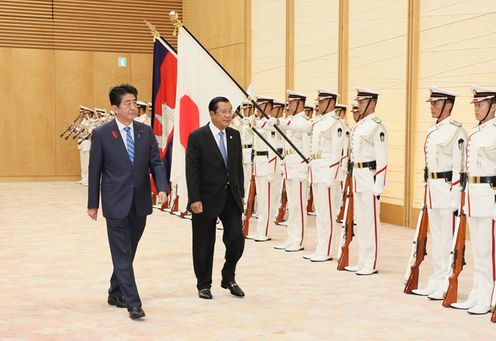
top-left (151, 37), bottom-right (177, 191)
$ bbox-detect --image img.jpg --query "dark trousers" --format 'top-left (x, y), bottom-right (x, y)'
top-left (192, 190), bottom-right (245, 290)
top-left (106, 203), bottom-right (146, 309)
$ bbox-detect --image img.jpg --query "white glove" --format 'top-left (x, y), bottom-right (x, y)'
top-left (450, 189), bottom-right (461, 213)
top-left (241, 117), bottom-right (250, 125)
top-left (372, 183), bottom-right (383, 198)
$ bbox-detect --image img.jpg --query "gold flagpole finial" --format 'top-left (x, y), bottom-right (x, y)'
top-left (144, 20), bottom-right (160, 40)
top-left (169, 11), bottom-right (183, 37)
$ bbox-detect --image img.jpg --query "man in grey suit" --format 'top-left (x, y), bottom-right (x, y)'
top-left (87, 84), bottom-right (167, 320)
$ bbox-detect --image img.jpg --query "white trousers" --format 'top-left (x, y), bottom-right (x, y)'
top-left (79, 149), bottom-right (89, 185)
top-left (284, 178), bottom-right (308, 247)
top-left (426, 207), bottom-right (454, 292)
top-left (311, 183), bottom-right (340, 258)
top-left (466, 217), bottom-right (495, 308)
top-left (243, 162), bottom-right (252, 202)
top-left (255, 175), bottom-right (272, 238)
top-left (354, 192), bottom-right (380, 271)
top-left (271, 173), bottom-right (283, 219)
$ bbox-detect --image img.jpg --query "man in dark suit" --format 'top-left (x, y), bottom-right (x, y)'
top-left (87, 84), bottom-right (167, 319)
top-left (186, 96), bottom-right (246, 299)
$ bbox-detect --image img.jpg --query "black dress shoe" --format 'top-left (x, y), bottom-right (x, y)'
top-left (128, 306), bottom-right (146, 320)
top-left (221, 281), bottom-right (245, 297)
top-left (198, 288), bottom-right (213, 299)
top-left (107, 296), bottom-right (126, 308)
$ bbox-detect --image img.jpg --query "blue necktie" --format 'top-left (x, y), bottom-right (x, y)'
top-left (218, 131), bottom-right (227, 167)
top-left (124, 126), bottom-right (134, 164)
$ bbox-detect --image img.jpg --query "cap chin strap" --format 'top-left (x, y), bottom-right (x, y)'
top-left (435, 100), bottom-right (447, 124)
top-left (322, 98), bottom-right (332, 115)
top-left (479, 99), bottom-right (494, 124)
top-left (359, 99), bottom-right (371, 121)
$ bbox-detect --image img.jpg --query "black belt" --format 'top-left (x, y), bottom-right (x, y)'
top-left (353, 161), bottom-right (376, 170)
top-left (428, 171), bottom-right (452, 181)
top-left (254, 151), bottom-right (268, 156)
top-left (468, 176), bottom-right (496, 185)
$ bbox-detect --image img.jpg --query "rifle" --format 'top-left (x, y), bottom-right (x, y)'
top-left (170, 194), bottom-right (179, 214)
top-left (242, 175), bottom-right (256, 237)
top-left (336, 132), bottom-right (354, 270)
top-left (491, 285), bottom-right (496, 322)
top-left (443, 139), bottom-right (467, 307)
top-left (404, 166), bottom-right (429, 293)
top-left (60, 112), bottom-right (83, 138)
top-left (336, 153), bottom-right (354, 270)
top-left (275, 179), bottom-right (287, 224)
top-left (306, 187), bottom-right (314, 214)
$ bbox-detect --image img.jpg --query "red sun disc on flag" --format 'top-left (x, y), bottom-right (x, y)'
top-left (179, 95), bottom-right (200, 148)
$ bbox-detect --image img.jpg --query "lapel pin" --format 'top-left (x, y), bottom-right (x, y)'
top-left (229, 135), bottom-right (232, 139)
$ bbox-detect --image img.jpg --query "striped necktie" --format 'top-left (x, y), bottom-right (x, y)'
top-left (123, 126), bottom-right (134, 164)
top-left (218, 131), bottom-right (227, 167)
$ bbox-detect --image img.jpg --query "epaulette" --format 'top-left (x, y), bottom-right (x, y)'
top-left (372, 117), bottom-right (382, 124)
top-left (450, 120), bottom-right (462, 127)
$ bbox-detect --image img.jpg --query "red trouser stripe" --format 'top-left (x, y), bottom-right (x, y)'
top-left (299, 181), bottom-right (305, 246)
top-left (265, 182), bottom-right (271, 236)
top-left (327, 187), bottom-right (333, 256)
top-left (373, 195), bottom-right (378, 269)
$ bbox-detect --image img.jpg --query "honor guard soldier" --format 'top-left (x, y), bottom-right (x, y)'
top-left (251, 96), bottom-right (276, 241)
top-left (411, 87), bottom-right (466, 300)
top-left (304, 89), bottom-right (346, 262)
top-left (275, 90), bottom-right (312, 252)
top-left (335, 103), bottom-right (349, 207)
top-left (77, 106), bottom-right (97, 186)
top-left (231, 100), bottom-right (255, 211)
top-left (346, 88), bottom-right (388, 275)
top-left (269, 101), bottom-right (286, 221)
top-left (241, 100), bottom-right (255, 207)
top-left (134, 101), bottom-right (151, 126)
top-left (451, 86), bottom-right (496, 314)
top-left (304, 106), bottom-right (314, 119)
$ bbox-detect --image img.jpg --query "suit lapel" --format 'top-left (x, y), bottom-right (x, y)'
top-left (226, 128), bottom-right (236, 169)
top-left (133, 121), bottom-right (144, 166)
top-left (108, 119), bottom-right (132, 166)
top-left (203, 123), bottom-right (226, 168)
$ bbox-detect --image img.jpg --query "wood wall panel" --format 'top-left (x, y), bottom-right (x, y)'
top-left (54, 50), bottom-right (94, 176)
top-left (14, 49), bottom-right (56, 176)
top-left (92, 52), bottom-right (132, 109)
top-left (183, 0), bottom-right (249, 88)
top-left (130, 53), bottom-right (154, 105)
top-left (0, 0), bottom-right (182, 53)
top-left (0, 48), bottom-right (16, 176)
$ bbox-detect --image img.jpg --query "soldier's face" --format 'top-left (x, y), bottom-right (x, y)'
top-left (317, 99), bottom-right (328, 115)
top-left (352, 109), bottom-right (360, 122)
top-left (243, 106), bottom-right (253, 117)
top-left (287, 99), bottom-right (298, 115)
top-left (430, 100), bottom-right (443, 118)
top-left (113, 93), bottom-right (138, 124)
top-left (474, 100), bottom-right (493, 121)
top-left (270, 107), bottom-right (281, 118)
top-left (210, 101), bottom-right (233, 130)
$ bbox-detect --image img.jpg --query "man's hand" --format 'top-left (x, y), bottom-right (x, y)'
top-left (190, 201), bottom-right (203, 214)
top-left (87, 208), bottom-right (98, 221)
top-left (157, 191), bottom-right (167, 205)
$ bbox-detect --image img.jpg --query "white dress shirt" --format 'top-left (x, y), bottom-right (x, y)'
top-left (209, 122), bottom-right (228, 158)
top-left (115, 118), bottom-right (134, 153)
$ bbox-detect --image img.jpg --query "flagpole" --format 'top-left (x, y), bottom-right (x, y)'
top-left (144, 19), bottom-right (178, 56)
top-left (169, 11), bottom-right (308, 164)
